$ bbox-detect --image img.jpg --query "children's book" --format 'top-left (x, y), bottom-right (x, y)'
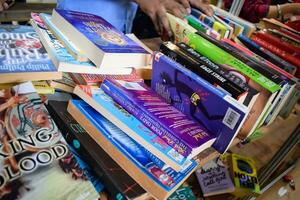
top-left (101, 79), bottom-right (216, 158)
top-left (31, 13), bottom-right (132, 75)
top-left (52, 9), bottom-right (150, 69)
top-left (73, 85), bottom-right (195, 172)
top-left (68, 100), bottom-right (198, 200)
top-left (0, 82), bottom-right (99, 200)
top-left (0, 25), bottom-right (61, 83)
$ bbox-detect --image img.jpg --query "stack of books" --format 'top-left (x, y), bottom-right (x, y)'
top-left (1, 4), bottom-right (300, 200)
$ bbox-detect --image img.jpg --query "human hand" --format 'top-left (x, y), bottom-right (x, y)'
top-left (189, 0), bottom-right (213, 16)
top-left (281, 3), bottom-right (300, 17)
top-left (0, 0), bottom-right (13, 12)
top-left (135, 0), bottom-right (190, 37)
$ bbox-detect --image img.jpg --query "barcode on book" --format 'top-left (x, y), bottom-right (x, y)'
top-left (222, 108), bottom-right (240, 130)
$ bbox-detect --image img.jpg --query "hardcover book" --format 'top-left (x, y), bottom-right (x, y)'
top-left (0, 82), bottom-right (99, 199)
top-left (52, 9), bottom-right (150, 69)
top-left (0, 25), bottom-right (61, 84)
top-left (68, 100), bottom-right (198, 200)
top-left (31, 13), bottom-right (132, 75)
top-left (101, 79), bottom-right (216, 158)
top-left (195, 157), bottom-right (235, 196)
top-left (151, 52), bottom-right (248, 153)
top-left (46, 100), bottom-right (148, 200)
top-left (72, 85), bottom-right (194, 172)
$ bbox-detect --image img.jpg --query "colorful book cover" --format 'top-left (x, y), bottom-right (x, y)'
top-left (73, 86), bottom-right (194, 170)
top-left (0, 25), bottom-right (58, 81)
top-left (0, 82), bottom-right (99, 199)
top-left (168, 185), bottom-right (196, 200)
top-left (216, 15), bottom-right (244, 37)
top-left (32, 80), bottom-right (55, 94)
top-left (46, 100), bottom-right (147, 200)
top-left (196, 157), bottom-right (235, 196)
top-left (53, 9), bottom-right (147, 54)
top-left (101, 79), bottom-right (216, 157)
top-left (31, 13), bottom-right (131, 75)
top-left (39, 13), bottom-right (88, 62)
top-left (151, 52), bottom-right (248, 153)
top-left (71, 99), bottom-right (198, 193)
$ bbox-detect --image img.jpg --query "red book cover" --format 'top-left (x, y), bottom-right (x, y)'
top-left (255, 32), bottom-right (300, 59)
top-left (222, 38), bottom-right (295, 79)
top-left (251, 35), bottom-right (300, 77)
top-left (278, 28), bottom-right (300, 43)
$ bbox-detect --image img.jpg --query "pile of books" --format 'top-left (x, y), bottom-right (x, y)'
top-left (0, 4), bottom-right (300, 200)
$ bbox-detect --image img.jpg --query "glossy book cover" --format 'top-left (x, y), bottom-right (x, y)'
top-left (151, 52), bottom-right (248, 153)
top-left (77, 86), bottom-right (193, 168)
top-left (71, 100), bottom-right (198, 191)
top-left (0, 25), bottom-right (56, 74)
top-left (101, 79), bottom-right (215, 157)
top-left (54, 9), bottom-right (147, 54)
top-left (0, 83), bottom-right (99, 199)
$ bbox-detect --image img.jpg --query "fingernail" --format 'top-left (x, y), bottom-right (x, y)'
top-left (168, 31), bottom-right (172, 37)
top-left (186, 7), bottom-right (191, 14)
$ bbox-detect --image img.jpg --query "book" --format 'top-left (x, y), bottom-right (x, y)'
top-left (168, 17), bottom-right (281, 138)
top-left (175, 42), bottom-right (259, 108)
top-left (31, 13), bottom-right (132, 75)
top-left (195, 157), bottom-right (235, 196)
top-left (159, 41), bottom-right (251, 103)
top-left (46, 100), bottom-right (148, 200)
top-left (151, 52), bottom-right (248, 153)
top-left (168, 185), bottom-right (196, 200)
top-left (72, 85), bottom-right (194, 172)
top-left (39, 13), bottom-right (89, 62)
top-left (48, 72), bottom-right (75, 93)
top-left (52, 9), bottom-right (150, 69)
top-left (229, 154), bottom-right (260, 196)
top-left (68, 100), bottom-right (198, 200)
top-left (0, 25), bottom-right (61, 84)
top-left (0, 82), bottom-right (99, 199)
top-left (215, 14), bottom-right (244, 37)
top-left (32, 80), bottom-right (55, 94)
top-left (101, 79), bottom-right (216, 158)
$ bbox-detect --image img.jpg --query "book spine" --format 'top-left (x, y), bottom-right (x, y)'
top-left (159, 43), bottom-right (246, 99)
top-left (251, 35), bottom-right (300, 69)
top-left (186, 32), bottom-right (281, 93)
top-left (238, 34), bottom-right (298, 76)
top-left (176, 42), bottom-right (252, 92)
top-left (101, 80), bottom-right (194, 157)
top-left (46, 103), bottom-right (130, 200)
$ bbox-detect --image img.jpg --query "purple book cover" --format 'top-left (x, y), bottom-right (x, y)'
top-left (54, 9), bottom-right (147, 54)
top-left (151, 52), bottom-right (248, 153)
top-left (101, 79), bottom-right (215, 157)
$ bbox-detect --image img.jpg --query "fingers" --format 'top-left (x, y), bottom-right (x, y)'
top-left (175, 0), bottom-right (191, 13)
top-left (189, 0), bottom-right (214, 16)
top-left (3, 2), bottom-right (8, 9)
top-left (157, 7), bottom-right (173, 37)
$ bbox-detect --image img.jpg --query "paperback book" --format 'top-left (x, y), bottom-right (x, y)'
top-left (68, 100), bottom-right (198, 200)
top-left (31, 13), bottom-right (132, 75)
top-left (0, 82), bottom-right (99, 200)
top-left (151, 52), bottom-right (248, 153)
top-left (101, 79), bottom-right (216, 157)
top-left (72, 85), bottom-right (194, 172)
top-left (47, 100), bottom-right (148, 200)
top-left (0, 25), bottom-right (61, 83)
top-left (52, 9), bottom-right (150, 69)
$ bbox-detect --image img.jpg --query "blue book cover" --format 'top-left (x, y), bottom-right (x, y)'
top-left (0, 25), bottom-right (57, 73)
top-left (54, 9), bottom-right (147, 54)
top-left (71, 99), bottom-right (198, 192)
top-left (75, 85), bottom-right (194, 170)
top-left (151, 52), bottom-right (248, 153)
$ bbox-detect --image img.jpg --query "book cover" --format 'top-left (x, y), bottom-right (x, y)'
top-left (52, 9), bottom-right (150, 69)
top-left (195, 157), bottom-right (235, 196)
top-left (32, 80), bottom-right (55, 94)
top-left (168, 185), bottom-right (196, 200)
top-left (151, 52), bottom-right (248, 153)
top-left (101, 79), bottom-right (216, 157)
top-left (31, 13), bottom-right (132, 75)
top-left (216, 15), bottom-right (244, 37)
top-left (0, 25), bottom-right (61, 83)
top-left (46, 100), bottom-right (147, 200)
top-left (68, 100), bottom-right (198, 200)
top-left (48, 72), bottom-right (75, 93)
top-left (39, 13), bottom-right (89, 62)
top-left (72, 85), bottom-right (194, 171)
top-left (0, 82), bottom-right (99, 200)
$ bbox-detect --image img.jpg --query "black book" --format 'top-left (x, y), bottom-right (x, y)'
top-left (46, 101), bottom-right (148, 200)
top-left (159, 41), bottom-right (246, 100)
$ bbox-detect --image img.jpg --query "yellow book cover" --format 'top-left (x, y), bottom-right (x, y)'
top-left (33, 81), bottom-right (55, 94)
